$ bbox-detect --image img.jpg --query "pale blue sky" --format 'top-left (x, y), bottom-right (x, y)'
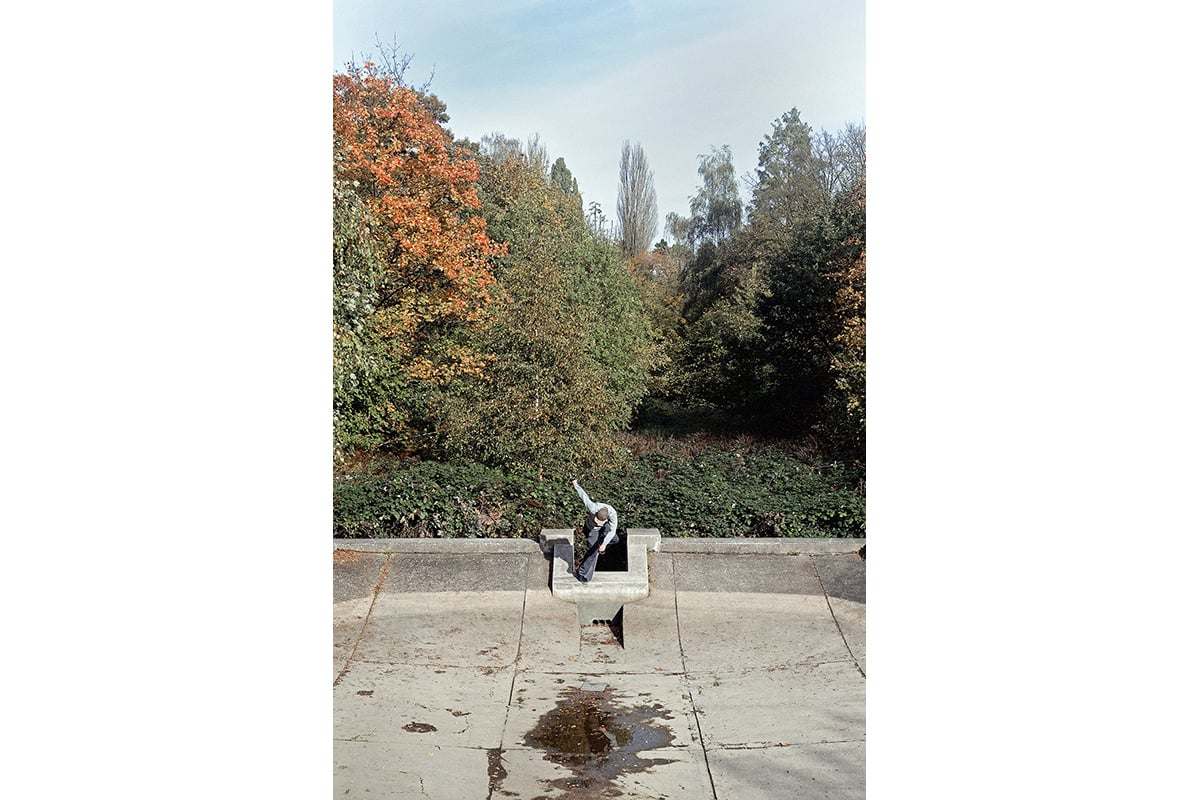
top-left (334, 0), bottom-right (865, 240)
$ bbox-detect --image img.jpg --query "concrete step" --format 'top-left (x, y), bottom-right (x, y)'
top-left (539, 528), bottom-right (662, 624)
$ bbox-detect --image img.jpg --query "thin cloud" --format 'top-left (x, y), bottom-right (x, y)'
top-left (333, 0), bottom-right (864, 237)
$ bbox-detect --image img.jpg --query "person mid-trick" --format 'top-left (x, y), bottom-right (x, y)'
top-left (570, 479), bottom-right (619, 583)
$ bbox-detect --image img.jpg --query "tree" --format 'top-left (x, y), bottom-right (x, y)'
top-left (838, 122), bottom-right (866, 191)
top-left (749, 108), bottom-right (824, 242)
top-left (652, 145), bottom-right (757, 408)
top-left (522, 133), bottom-right (550, 178)
top-left (686, 145), bottom-right (743, 248)
top-left (433, 134), bottom-right (657, 472)
top-left (333, 175), bottom-right (389, 458)
top-left (670, 145), bottom-right (750, 321)
top-left (550, 156), bottom-right (581, 210)
top-left (664, 211), bottom-right (689, 246)
top-left (752, 167), bottom-right (865, 438)
top-left (629, 246), bottom-right (684, 396)
top-left (823, 243), bottom-right (865, 467)
top-left (587, 201), bottom-right (613, 239)
top-left (809, 121), bottom-right (866, 208)
top-left (817, 176), bottom-right (866, 467)
top-left (615, 140), bottom-right (658, 259)
top-left (332, 61), bottom-right (505, 455)
top-left (652, 112), bottom-right (867, 457)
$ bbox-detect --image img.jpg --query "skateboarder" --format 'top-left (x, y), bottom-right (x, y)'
top-left (571, 479), bottom-right (619, 583)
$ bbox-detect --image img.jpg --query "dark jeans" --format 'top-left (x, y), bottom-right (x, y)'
top-left (577, 526), bottom-right (619, 582)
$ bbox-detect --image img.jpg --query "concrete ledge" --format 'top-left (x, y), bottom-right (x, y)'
top-left (333, 538), bottom-right (544, 554)
top-left (540, 528), bottom-right (662, 624)
top-left (333, 537), bottom-right (863, 555)
top-left (658, 537), bottom-right (865, 554)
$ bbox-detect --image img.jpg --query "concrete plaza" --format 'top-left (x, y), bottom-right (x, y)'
top-left (334, 537), bottom-right (866, 799)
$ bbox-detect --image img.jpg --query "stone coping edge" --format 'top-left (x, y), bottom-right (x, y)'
top-left (333, 537), bottom-right (864, 555)
top-left (659, 537), bottom-right (864, 554)
top-left (333, 538), bottom-right (543, 554)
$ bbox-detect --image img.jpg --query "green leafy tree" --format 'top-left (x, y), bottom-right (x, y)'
top-left (816, 177), bottom-right (866, 467)
top-left (550, 156), bottom-right (582, 210)
top-left (655, 111), bottom-right (866, 465)
top-left (748, 108), bottom-right (824, 246)
top-left (752, 232), bottom-right (841, 431)
top-left (753, 168), bottom-right (865, 438)
top-left (629, 245), bottom-right (685, 396)
top-left (433, 137), bottom-right (657, 473)
top-left (683, 145), bottom-right (744, 248)
top-left (333, 175), bottom-right (389, 457)
top-left (656, 145), bottom-right (764, 409)
top-left (669, 145), bottom-right (748, 317)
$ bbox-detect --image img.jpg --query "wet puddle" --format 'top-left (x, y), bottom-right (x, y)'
top-left (507, 686), bottom-right (676, 797)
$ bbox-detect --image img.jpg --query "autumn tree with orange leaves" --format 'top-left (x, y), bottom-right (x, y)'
top-left (333, 62), bottom-right (505, 456)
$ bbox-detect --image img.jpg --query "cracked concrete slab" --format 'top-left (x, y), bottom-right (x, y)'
top-left (380, 552), bottom-right (530, 593)
top-left (333, 596), bottom-right (374, 681)
top-left (677, 592), bottom-right (853, 671)
top-left (688, 660), bottom-right (866, 747)
top-left (333, 739), bottom-right (489, 800)
top-left (334, 661), bottom-right (513, 749)
top-left (513, 558), bottom-right (581, 668)
top-left (828, 597), bottom-right (866, 675)
top-left (671, 552), bottom-right (826, 595)
top-left (707, 741), bottom-right (866, 800)
top-left (333, 550), bottom-right (388, 603)
top-left (333, 539), bottom-right (865, 799)
top-left (355, 590), bottom-right (526, 667)
top-left (813, 552), bottom-right (866, 604)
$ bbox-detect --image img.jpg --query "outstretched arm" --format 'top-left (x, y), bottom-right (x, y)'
top-left (571, 479), bottom-right (599, 513)
top-left (573, 479), bottom-right (617, 554)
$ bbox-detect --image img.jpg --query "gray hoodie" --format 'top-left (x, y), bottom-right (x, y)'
top-left (574, 483), bottom-right (619, 548)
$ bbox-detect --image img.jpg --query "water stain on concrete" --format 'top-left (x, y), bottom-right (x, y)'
top-left (516, 687), bottom-right (677, 798)
top-left (486, 748), bottom-right (508, 798)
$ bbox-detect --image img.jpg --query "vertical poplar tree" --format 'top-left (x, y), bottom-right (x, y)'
top-left (616, 140), bottom-right (658, 259)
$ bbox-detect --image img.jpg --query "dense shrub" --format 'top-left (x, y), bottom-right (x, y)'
top-left (590, 445), bottom-right (863, 538)
top-left (337, 461), bottom-right (532, 539)
top-left (333, 440), bottom-right (864, 539)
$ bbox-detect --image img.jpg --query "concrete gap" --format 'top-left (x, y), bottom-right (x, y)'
top-left (581, 609), bottom-right (623, 649)
top-left (594, 534), bottom-right (628, 572)
top-left (606, 607), bottom-right (624, 647)
top-left (485, 747), bottom-right (507, 800)
top-left (573, 529), bottom-right (629, 573)
top-left (333, 552), bottom-right (391, 687)
top-left (507, 553), bottom-right (532, 705)
top-left (811, 554), bottom-right (866, 678)
top-left (673, 554), bottom-right (719, 800)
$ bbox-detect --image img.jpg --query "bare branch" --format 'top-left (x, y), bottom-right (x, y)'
top-left (616, 140), bottom-right (658, 259)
